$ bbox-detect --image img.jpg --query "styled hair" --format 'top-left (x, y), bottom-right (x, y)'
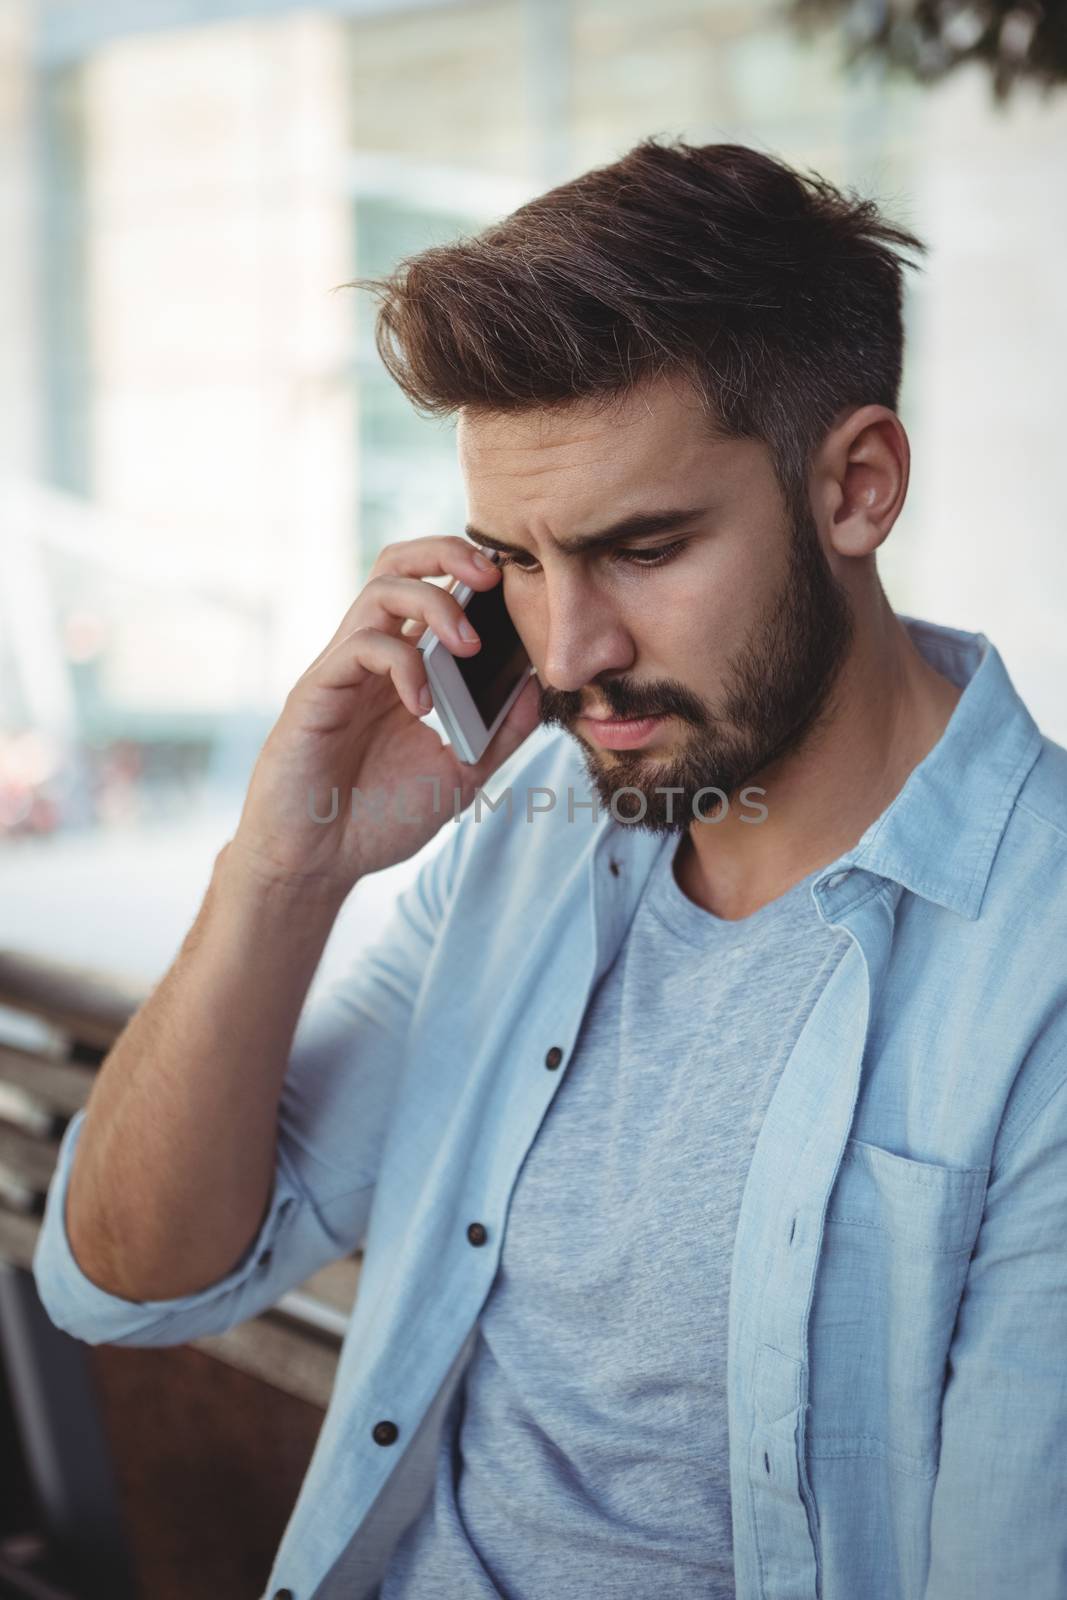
top-left (348, 136), bottom-right (927, 516)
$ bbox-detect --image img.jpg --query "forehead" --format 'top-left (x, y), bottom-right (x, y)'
top-left (454, 377), bottom-right (781, 549)
top-left (456, 375), bottom-right (720, 490)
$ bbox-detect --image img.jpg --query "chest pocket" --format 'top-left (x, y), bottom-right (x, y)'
top-left (806, 1136), bottom-right (990, 1476)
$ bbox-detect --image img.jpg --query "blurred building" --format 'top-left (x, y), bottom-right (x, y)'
top-left (1, 0), bottom-right (1065, 849)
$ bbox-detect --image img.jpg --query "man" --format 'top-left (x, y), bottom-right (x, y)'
top-left (34, 138), bottom-right (1067, 1600)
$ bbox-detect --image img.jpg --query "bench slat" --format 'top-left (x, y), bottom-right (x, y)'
top-left (296, 1254), bottom-right (361, 1316)
top-left (0, 1043), bottom-right (94, 1118)
top-left (0, 1205), bottom-right (41, 1271)
top-left (0, 1122), bottom-right (61, 1199)
top-left (0, 949), bottom-right (146, 1051)
top-left (191, 1314), bottom-right (341, 1409)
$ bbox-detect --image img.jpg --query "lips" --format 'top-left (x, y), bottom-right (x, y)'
top-left (579, 714), bottom-right (666, 750)
top-left (583, 709), bottom-right (662, 725)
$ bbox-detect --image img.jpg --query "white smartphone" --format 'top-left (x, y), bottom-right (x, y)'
top-left (416, 557), bottom-right (538, 764)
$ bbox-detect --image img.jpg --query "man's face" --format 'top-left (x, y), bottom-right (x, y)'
top-left (457, 376), bottom-right (854, 836)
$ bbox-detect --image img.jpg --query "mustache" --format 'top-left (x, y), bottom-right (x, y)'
top-left (539, 684), bottom-right (702, 727)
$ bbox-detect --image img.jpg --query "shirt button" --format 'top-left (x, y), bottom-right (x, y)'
top-left (259, 1249), bottom-right (273, 1269)
top-left (372, 1420), bottom-right (399, 1446)
top-left (466, 1222), bottom-right (488, 1246)
top-left (545, 1046), bottom-right (563, 1070)
top-left (273, 1591), bottom-right (294, 1599)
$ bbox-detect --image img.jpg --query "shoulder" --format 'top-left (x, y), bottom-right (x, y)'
top-left (981, 732), bottom-right (1067, 1073)
top-left (993, 733), bottom-right (1067, 914)
top-left (965, 733), bottom-right (1067, 945)
top-left (1014, 733), bottom-right (1067, 847)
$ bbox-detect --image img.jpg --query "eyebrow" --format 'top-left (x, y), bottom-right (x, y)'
top-left (463, 506), bottom-right (711, 558)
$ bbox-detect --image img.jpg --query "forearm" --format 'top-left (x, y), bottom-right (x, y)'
top-left (64, 841), bottom-right (348, 1302)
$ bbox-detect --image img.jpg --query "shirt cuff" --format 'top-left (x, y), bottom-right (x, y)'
top-left (32, 1106), bottom-right (296, 1345)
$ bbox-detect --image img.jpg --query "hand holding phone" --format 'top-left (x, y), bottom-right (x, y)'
top-left (225, 536), bottom-right (542, 899)
top-left (416, 551), bottom-right (539, 764)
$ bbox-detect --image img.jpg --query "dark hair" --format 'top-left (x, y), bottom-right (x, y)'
top-left (347, 137), bottom-right (927, 517)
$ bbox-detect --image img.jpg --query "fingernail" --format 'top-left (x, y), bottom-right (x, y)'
top-left (472, 551), bottom-right (496, 571)
top-left (458, 619), bottom-right (478, 642)
top-left (418, 685), bottom-right (433, 711)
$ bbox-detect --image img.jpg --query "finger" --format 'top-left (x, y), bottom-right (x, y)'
top-left (371, 535), bottom-right (500, 586)
top-left (312, 626), bottom-right (432, 720)
top-left (305, 540), bottom-right (499, 675)
top-left (355, 574), bottom-right (487, 654)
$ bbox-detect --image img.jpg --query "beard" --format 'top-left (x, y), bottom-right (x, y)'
top-left (535, 495), bottom-right (855, 836)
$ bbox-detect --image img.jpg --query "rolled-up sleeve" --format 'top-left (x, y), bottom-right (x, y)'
top-left (31, 1106), bottom-right (319, 1346)
top-left (924, 1051), bottom-right (1067, 1598)
top-left (32, 821), bottom-right (466, 1348)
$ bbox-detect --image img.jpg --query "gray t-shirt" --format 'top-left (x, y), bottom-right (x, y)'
top-left (380, 833), bottom-right (851, 1598)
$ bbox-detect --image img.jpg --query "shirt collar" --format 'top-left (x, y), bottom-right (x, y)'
top-left (817, 614), bottom-right (1044, 921)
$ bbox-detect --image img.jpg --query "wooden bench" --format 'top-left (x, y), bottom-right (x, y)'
top-left (0, 949), bottom-right (363, 1600)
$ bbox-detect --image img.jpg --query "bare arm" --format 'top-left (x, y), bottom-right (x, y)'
top-left (64, 841), bottom-right (347, 1302)
top-left (60, 533), bottom-right (538, 1308)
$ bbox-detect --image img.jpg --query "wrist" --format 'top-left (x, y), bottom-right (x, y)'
top-left (214, 838), bottom-right (353, 921)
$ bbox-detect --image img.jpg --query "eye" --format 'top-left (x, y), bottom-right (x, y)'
top-left (614, 540), bottom-right (688, 570)
top-left (496, 539), bottom-right (688, 575)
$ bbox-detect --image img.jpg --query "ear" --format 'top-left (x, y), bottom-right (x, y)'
top-left (811, 405), bottom-right (910, 558)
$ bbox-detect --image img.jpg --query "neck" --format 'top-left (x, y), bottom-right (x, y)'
top-left (675, 598), bottom-right (964, 921)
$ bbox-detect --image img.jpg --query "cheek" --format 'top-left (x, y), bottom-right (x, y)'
top-left (648, 575), bottom-right (751, 682)
top-left (503, 570), bottom-right (739, 671)
top-left (642, 569), bottom-right (708, 637)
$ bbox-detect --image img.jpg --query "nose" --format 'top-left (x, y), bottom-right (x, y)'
top-left (538, 571), bottom-right (635, 694)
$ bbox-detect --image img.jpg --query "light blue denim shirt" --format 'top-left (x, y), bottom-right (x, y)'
top-left (33, 615), bottom-right (1067, 1600)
